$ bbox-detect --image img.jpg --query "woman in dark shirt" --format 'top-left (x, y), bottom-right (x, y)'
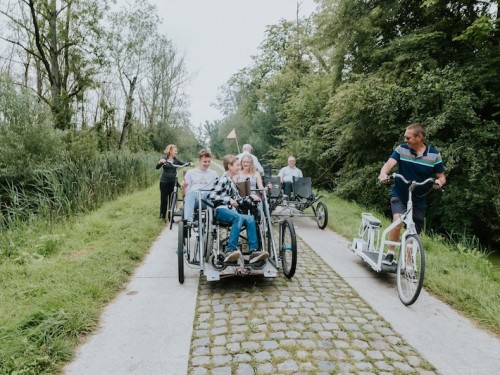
top-left (156, 144), bottom-right (188, 221)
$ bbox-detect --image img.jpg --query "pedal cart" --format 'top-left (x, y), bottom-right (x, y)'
top-left (265, 176), bottom-right (328, 229)
top-left (177, 187), bottom-right (297, 283)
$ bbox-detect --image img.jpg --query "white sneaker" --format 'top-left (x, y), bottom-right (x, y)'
top-left (249, 250), bottom-right (269, 263)
top-left (224, 250), bottom-right (242, 263)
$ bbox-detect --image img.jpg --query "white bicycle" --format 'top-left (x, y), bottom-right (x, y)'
top-left (350, 173), bottom-right (438, 305)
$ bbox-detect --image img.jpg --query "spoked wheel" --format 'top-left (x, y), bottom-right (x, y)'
top-left (177, 221), bottom-right (185, 284)
top-left (314, 202), bottom-right (328, 229)
top-left (169, 191), bottom-right (178, 230)
top-left (397, 234), bottom-right (425, 305)
top-left (280, 219), bottom-right (297, 278)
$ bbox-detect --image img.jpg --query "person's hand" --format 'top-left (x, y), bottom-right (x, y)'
top-left (250, 194), bottom-right (261, 202)
top-left (433, 179), bottom-right (443, 190)
top-left (189, 162), bottom-right (194, 167)
top-left (160, 158), bottom-right (166, 164)
top-left (378, 173), bottom-right (390, 184)
top-left (230, 198), bottom-right (238, 207)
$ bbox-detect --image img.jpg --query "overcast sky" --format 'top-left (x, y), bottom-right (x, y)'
top-left (149, 0), bottom-right (318, 129)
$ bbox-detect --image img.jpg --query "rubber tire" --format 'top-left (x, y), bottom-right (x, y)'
top-left (178, 221), bottom-right (185, 284)
top-left (281, 219), bottom-right (297, 278)
top-left (397, 234), bottom-right (425, 305)
top-left (315, 202), bottom-right (328, 229)
top-left (169, 190), bottom-right (177, 230)
top-left (204, 211), bottom-right (212, 263)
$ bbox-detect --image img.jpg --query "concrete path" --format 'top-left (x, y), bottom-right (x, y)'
top-left (64, 216), bottom-right (500, 374)
top-left (293, 215), bottom-right (500, 375)
top-left (64, 225), bottom-right (200, 375)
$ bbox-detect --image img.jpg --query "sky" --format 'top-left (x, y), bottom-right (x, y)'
top-left (149, 0), bottom-right (318, 129)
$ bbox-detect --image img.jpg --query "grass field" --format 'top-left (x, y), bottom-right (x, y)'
top-left (0, 184), bottom-right (498, 374)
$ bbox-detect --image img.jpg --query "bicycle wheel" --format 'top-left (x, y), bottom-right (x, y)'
top-left (315, 202), bottom-right (328, 229)
top-left (177, 221), bottom-right (185, 284)
top-left (169, 189), bottom-right (178, 230)
top-left (397, 234), bottom-right (425, 305)
top-left (280, 219), bottom-right (297, 278)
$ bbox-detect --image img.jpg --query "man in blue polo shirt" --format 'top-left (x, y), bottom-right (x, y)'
top-left (378, 123), bottom-right (446, 265)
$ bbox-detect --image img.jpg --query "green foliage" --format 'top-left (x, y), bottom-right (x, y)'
top-left (209, 0), bottom-right (498, 248)
top-left (0, 75), bottom-right (66, 176)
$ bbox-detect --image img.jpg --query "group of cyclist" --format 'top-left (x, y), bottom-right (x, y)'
top-left (157, 122), bottom-right (446, 265)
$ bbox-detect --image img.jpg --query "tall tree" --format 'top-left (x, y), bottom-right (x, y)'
top-left (106, 0), bottom-right (159, 150)
top-left (0, 0), bottom-right (109, 129)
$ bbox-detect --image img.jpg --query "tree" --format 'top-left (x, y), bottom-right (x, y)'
top-left (106, 0), bottom-right (159, 150)
top-left (139, 35), bottom-right (190, 148)
top-left (0, 0), bottom-right (109, 130)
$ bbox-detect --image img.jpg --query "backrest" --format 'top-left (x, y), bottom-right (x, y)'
top-left (293, 177), bottom-right (312, 199)
top-left (268, 176), bottom-right (282, 198)
top-left (236, 179), bottom-right (251, 197)
top-left (262, 164), bottom-right (272, 177)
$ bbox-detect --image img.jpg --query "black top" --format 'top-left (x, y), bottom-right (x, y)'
top-left (156, 156), bottom-right (187, 182)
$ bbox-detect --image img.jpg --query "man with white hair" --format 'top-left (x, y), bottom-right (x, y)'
top-left (278, 155), bottom-right (303, 200)
top-left (236, 143), bottom-right (264, 175)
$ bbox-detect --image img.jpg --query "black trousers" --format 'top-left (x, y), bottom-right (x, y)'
top-left (159, 179), bottom-right (177, 219)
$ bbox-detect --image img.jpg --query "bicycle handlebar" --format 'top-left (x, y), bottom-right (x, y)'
top-left (162, 160), bottom-right (192, 168)
top-left (390, 173), bottom-right (437, 186)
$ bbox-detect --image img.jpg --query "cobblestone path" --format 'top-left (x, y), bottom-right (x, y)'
top-left (188, 236), bottom-right (438, 375)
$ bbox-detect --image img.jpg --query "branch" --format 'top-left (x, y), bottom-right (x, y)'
top-left (28, 0), bottom-right (53, 84)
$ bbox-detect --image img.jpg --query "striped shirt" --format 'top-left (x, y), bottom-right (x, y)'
top-left (390, 144), bottom-right (445, 207)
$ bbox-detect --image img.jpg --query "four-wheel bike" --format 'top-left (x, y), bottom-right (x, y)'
top-left (177, 187), bottom-right (297, 283)
top-left (265, 176), bottom-right (328, 229)
top-left (349, 173), bottom-right (438, 305)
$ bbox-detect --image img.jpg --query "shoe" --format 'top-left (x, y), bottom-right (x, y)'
top-left (185, 220), bottom-right (197, 228)
top-left (382, 253), bottom-right (395, 265)
top-left (249, 250), bottom-right (269, 264)
top-left (408, 273), bottom-right (419, 283)
top-left (224, 250), bottom-right (242, 263)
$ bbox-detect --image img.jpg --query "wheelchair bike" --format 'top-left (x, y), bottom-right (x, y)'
top-left (264, 175), bottom-right (329, 229)
top-left (177, 184), bottom-right (298, 284)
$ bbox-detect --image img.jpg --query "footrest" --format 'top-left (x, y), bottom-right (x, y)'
top-left (362, 213), bottom-right (381, 227)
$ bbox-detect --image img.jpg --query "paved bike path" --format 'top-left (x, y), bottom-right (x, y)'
top-left (293, 215), bottom-right (500, 375)
top-left (64, 225), bottom-right (200, 375)
top-left (65, 217), bottom-right (500, 374)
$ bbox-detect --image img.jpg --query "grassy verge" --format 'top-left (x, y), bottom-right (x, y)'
top-left (0, 184), bottom-right (165, 374)
top-left (321, 192), bottom-right (500, 336)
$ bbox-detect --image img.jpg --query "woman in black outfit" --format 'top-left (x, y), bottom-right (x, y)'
top-left (156, 144), bottom-right (188, 221)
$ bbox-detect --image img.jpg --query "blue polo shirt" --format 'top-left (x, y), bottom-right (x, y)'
top-left (390, 144), bottom-right (445, 207)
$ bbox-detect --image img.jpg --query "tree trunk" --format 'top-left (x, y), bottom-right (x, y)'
top-left (119, 76), bottom-right (138, 150)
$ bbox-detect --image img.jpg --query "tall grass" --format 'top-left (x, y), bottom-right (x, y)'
top-left (0, 151), bottom-right (158, 253)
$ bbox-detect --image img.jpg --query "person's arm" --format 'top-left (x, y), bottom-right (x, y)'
top-left (208, 177), bottom-right (231, 206)
top-left (156, 157), bottom-right (166, 169)
top-left (253, 156), bottom-right (264, 175)
top-left (433, 172), bottom-right (446, 189)
top-left (181, 171), bottom-right (190, 194)
top-left (255, 173), bottom-right (264, 190)
top-left (378, 158), bottom-right (398, 182)
top-left (278, 167), bottom-right (285, 183)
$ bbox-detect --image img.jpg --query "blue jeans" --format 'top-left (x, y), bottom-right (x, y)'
top-left (215, 207), bottom-right (259, 252)
top-left (183, 191), bottom-right (209, 222)
top-left (282, 181), bottom-right (293, 198)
